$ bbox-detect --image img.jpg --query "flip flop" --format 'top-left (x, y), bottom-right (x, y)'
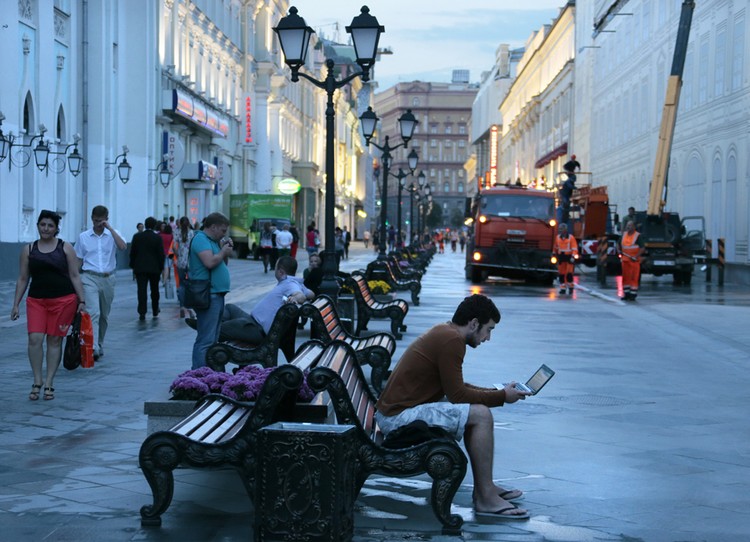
top-left (499, 489), bottom-right (524, 502)
top-left (475, 505), bottom-right (530, 520)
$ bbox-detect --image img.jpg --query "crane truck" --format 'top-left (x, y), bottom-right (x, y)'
top-left (634, 0), bottom-right (705, 285)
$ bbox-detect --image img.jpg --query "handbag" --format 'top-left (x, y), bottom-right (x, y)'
top-left (184, 278), bottom-right (211, 309)
top-left (183, 234), bottom-right (212, 310)
top-left (63, 312), bottom-right (82, 370)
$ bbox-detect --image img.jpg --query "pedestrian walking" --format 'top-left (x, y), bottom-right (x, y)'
top-left (459, 232), bottom-right (466, 253)
top-left (129, 217), bottom-right (165, 320)
top-left (158, 224), bottom-right (174, 286)
top-left (75, 205), bottom-right (127, 360)
top-left (553, 223), bottom-right (578, 295)
top-left (334, 227), bottom-right (345, 267)
top-left (342, 226), bottom-right (351, 259)
top-left (388, 225), bottom-right (396, 252)
top-left (259, 222), bottom-right (273, 273)
top-left (363, 229), bottom-right (370, 249)
top-left (173, 216), bottom-right (195, 318)
top-left (189, 212), bottom-right (233, 369)
top-left (618, 220), bottom-right (644, 301)
top-left (11, 210), bottom-right (86, 401)
top-left (289, 222), bottom-right (300, 259)
top-left (305, 224), bottom-right (319, 256)
top-left (375, 294), bottom-right (531, 519)
top-left (275, 223), bottom-right (293, 258)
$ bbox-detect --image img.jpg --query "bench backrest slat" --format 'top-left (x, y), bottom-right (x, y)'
top-left (171, 400), bottom-right (226, 435)
top-left (204, 407), bottom-right (253, 443)
top-left (292, 342), bottom-right (325, 371)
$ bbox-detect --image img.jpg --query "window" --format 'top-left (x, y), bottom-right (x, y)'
top-left (732, 16), bottom-right (745, 91)
top-left (715, 26), bottom-right (726, 98)
top-left (458, 140), bottom-right (465, 148)
top-left (458, 170), bottom-right (464, 178)
top-left (698, 36), bottom-right (709, 104)
top-left (430, 139), bottom-right (437, 148)
top-left (445, 125), bottom-right (452, 134)
top-left (444, 140), bottom-right (451, 147)
top-left (457, 182), bottom-right (464, 193)
top-left (459, 125), bottom-right (466, 135)
top-left (430, 169), bottom-right (436, 177)
top-left (444, 168), bottom-right (450, 177)
top-left (412, 97), bottom-right (420, 106)
top-left (444, 182), bottom-right (450, 193)
top-left (430, 124), bottom-right (438, 134)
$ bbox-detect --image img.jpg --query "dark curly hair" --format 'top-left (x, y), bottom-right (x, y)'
top-left (451, 294), bottom-right (500, 327)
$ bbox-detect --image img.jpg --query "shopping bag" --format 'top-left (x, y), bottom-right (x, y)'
top-left (63, 312), bottom-right (82, 371)
top-left (164, 265), bottom-right (175, 299)
top-left (79, 311), bottom-right (95, 368)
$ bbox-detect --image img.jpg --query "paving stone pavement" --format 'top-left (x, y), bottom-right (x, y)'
top-left (0, 244), bottom-right (748, 541)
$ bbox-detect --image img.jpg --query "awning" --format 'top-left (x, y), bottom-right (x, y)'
top-left (534, 142), bottom-right (568, 169)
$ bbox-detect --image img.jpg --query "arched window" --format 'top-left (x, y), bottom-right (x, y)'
top-left (412, 97), bottom-right (420, 106)
top-left (457, 182), bottom-right (464, 193)
top-left (443, 182), bottom-right (450, 193)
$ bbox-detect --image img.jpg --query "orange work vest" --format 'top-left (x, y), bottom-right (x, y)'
top-left (621, 231), bottom-right (641, 260)
top-left (555, 235), bottom-right (578, 256)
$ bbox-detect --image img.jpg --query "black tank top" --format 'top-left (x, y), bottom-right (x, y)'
top-left (28, 239), bottom-right (76, 299)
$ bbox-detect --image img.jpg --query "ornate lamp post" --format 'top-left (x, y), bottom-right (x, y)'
top-left (274, 6), bottom-right (384, 299)
top-left (360, 106), bottom-right (418, 259)
top-left (404, 170), bottom-right (426, 245)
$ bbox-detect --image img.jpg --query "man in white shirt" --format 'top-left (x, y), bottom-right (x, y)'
top-left (75, 205), bottom-right (127, 360)
top-left (275, 223), bottom-right (294, 258)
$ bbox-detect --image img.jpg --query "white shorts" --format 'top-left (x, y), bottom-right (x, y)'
top-left (375, 402), bottom-right (471, 441)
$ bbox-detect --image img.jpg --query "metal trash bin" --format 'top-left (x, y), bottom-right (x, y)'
top-left (337, 294), bottom-right (356, 334)
top-left (255, 422), bottom-right (357, 542)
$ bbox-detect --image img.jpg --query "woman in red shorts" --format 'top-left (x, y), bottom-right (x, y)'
top-left (11, 210), bottom-right (86, 401)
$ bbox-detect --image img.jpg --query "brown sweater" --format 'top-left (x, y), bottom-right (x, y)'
top-left (376, 322), bottom-right (506, 416)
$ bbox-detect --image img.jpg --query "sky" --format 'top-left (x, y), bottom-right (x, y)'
top-left (288, 0), bottom-right (565, 89)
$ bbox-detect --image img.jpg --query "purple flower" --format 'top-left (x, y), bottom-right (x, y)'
top-left (170, 376), bottom-right (210, 401)
top-left (221, 374), bottom-right (265, 401)
top-left (202, 372), bottom-right (231, 393)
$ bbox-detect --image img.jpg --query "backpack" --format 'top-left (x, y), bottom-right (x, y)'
top-left (176, 230), bottom-right (194, 269)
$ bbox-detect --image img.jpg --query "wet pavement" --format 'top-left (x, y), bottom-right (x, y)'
top-left (0, 245), bottom-right (748, 541)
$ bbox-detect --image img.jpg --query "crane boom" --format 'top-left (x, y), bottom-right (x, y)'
top-left (647, 0), bottom-right (696, 216)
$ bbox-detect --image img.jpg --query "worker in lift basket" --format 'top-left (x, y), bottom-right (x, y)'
top-left (553, 223), bottom-right (578, 295)
top-left (618, 219), bottom-right (645, 301)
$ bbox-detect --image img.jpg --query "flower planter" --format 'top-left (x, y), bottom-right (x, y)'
top-left (144, 396), bottom-right (333, 435)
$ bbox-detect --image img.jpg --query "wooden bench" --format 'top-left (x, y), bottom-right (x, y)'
top-left (300, 295), bottom-right (396, 395)
top-left (306, 340), bottom-right (468, 532)
top-left (387, 254), bottom-right (425, 280)
top-left (205, 303), bottom-right (299, 372)
top-left (345, 274), bottom-right (408, 339)
top-left (366, 260), bottom-right (421, 305)
top-left (138, 340), bottom-right (328, 527)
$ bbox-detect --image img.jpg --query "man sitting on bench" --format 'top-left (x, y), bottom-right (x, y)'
top-left (190, 256), bottom-right (314, 343)
top-left (375, 294), bottom-right (532, 520)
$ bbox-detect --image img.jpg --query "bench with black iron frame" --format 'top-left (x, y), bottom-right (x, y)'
top-left (365, 260), bottom-right (421, 306)
top-left (300, 295), bottom-right (396, 395)
top-left (138, 340), bottom-right (327, 527)
top-left (345, 274), bottom-right (408, 340)
top-left (307, 340), bottom-right (468, 533)
top-left (205, 303), bottom-right (300, 372)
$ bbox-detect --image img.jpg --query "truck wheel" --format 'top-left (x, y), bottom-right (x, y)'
top-left (469, 266), bottom-right (483, 284)
top-left (597, 262), bottom-right (607, 286)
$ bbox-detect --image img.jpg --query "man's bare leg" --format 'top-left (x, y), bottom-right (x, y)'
top-left (464, 404), bottom-right (527, 515)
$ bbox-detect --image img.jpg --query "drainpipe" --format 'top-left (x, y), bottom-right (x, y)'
top-left (81, 0), bottom-right (89, 231)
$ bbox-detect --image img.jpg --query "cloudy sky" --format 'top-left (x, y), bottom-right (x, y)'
top-left (288, 0), bottom-right (564, 88)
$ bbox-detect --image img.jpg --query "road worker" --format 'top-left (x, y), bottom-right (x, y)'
top-left (618, 219), bottom-right (645, 301)
top-left (553, 223), bottom-right (578, 295)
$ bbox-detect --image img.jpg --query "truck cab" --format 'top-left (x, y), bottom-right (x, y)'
top-left (465, 185), bottom-right (557, 284)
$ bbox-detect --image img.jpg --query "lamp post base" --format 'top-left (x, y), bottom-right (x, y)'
top-left (319, 249), bottom-right (341, 300)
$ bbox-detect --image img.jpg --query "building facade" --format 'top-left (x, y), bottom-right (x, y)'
top-left (0, 0), bottom-right (370, 279)
top-left (374, 77), bottom-right (477, 238)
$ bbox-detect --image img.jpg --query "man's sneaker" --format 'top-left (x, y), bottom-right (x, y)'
top-left (567, 287), bottom-right (574, 295)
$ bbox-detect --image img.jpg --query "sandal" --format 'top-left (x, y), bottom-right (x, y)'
top-left (43, 387), bottom-right (55, 401)
top-left (29, 384), bottom-right (42, 401)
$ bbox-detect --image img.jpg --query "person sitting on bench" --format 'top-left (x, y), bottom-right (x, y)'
top-left (190, 256), bottom-right (314, 344)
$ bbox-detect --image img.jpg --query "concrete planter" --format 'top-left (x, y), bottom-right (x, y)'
top-left (144, 399), bottom-right (200, 435)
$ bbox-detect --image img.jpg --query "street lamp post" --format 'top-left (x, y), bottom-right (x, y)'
top-left (274, 6), bottom-right (384, 300)
top-left (404, 171), bottom-right (426, 246)
top-left (360, 106), bottom-right (418, 260)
